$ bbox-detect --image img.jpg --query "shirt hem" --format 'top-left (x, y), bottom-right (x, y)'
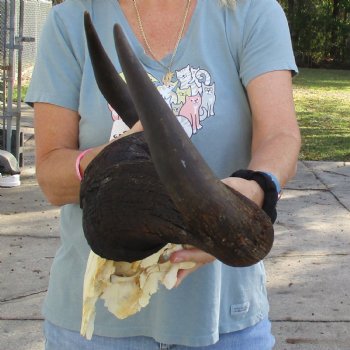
top-left (43, 302), bottom-right (269, 347)
top-left (241, 61), bottom-right (298, 87)
top-left (24, 93), bottom-right (79, 112)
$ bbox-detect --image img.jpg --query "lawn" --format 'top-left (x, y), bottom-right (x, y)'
top-left (6, 68), bottom-right (350, 161)
top-left (293, 68), bottom-right (350, 161)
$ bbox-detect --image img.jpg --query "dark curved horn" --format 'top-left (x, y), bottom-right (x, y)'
top-left (113, 24), bottom-right (274, 266)
top-left (84, 12), bottom-right (138, 128)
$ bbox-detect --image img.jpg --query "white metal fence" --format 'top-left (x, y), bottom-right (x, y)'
top-left (19, 0), bottom-right (52, 81)
top-left (0, 0), bottom-right (51, 84)
top-left (0, 0), bottom-right (51, 163)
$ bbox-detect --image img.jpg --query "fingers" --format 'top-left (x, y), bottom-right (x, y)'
top-left (170, 247), bottom-right (215, 265)
top-left (174, 265), bottom-right (199, 288)
top-left (169, 247), bottom-right (216, 288)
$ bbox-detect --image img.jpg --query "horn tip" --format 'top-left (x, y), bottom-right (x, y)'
top-left (84, 11), bottom-right (91, 28)
top-left (113, 23), bottom-right (122, 38)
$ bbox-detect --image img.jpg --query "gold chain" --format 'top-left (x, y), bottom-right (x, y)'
top-left (132, 0), bottom-right (191, 83)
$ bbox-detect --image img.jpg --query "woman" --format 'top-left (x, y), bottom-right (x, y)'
top-left (26, 0), bottom-right (301, 348)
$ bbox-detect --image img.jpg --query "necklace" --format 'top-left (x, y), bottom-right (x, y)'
top-left (132, 0), bottom-right (191, 84)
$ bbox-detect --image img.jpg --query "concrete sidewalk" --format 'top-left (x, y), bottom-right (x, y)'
top-left (0, 108), bottom-right (349, 349)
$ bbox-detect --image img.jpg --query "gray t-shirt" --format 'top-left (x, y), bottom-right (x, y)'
top-left (25, 0), bottom-right (297, 346)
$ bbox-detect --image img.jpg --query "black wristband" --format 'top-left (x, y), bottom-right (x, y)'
top-left (230, 169), bottom-right (278, 223)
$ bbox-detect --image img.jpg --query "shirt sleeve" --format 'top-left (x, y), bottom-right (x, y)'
top-left (239, 0), bottom-right (298, 87)
top-left (25, 6), bottom-right (82, 111)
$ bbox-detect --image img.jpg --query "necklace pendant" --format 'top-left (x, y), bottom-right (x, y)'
top-left (133, 0), bottom-right (191, 87)
top-left (163, 71), bottom-right (174, 85)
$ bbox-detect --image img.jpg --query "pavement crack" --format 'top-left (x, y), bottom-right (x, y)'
top-left (302, 161), bottom-right (350, 213)
top-left (326, 191), bottom-right (350, 212)
top-left (323, 170), bottom-right (349, 178)
top-left (0, 290), bottom-right (47, 303)
top-left (24, 134), bottom-right (35, 143)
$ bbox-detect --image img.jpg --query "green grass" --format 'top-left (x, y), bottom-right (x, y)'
top-left (12, 85), bottom-right (28, 103)
top-left (4, 70), bottom-right (350, 161)
top-left (293, 68), bottom-right (350, 161)
top-left (0, 83), bottom-right (28, 103)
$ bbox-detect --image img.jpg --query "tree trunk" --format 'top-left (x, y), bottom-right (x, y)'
top-left (330, 0), bottom-right (341, 58)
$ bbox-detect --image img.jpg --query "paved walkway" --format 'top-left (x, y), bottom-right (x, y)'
top-left (0, 106), bottom-right (349, 349)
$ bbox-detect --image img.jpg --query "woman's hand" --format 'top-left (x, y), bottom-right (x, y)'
top-left (170, 177), bottom-right (264, 287)
top-left (170, 247), bottom-right (215, 288)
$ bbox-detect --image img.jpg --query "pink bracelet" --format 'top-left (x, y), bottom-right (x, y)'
top-left (75, 148), bottom-right (92, 181)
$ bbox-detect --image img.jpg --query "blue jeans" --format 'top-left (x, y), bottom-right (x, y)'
top-left (44, 318), bottom-right (275, 349)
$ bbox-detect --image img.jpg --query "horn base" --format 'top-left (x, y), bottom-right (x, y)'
top-left (81, 133), bottom-right (273, 266)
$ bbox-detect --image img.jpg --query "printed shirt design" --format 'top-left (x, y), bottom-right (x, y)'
top-left (109, 64), bottom-right (216, 140)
